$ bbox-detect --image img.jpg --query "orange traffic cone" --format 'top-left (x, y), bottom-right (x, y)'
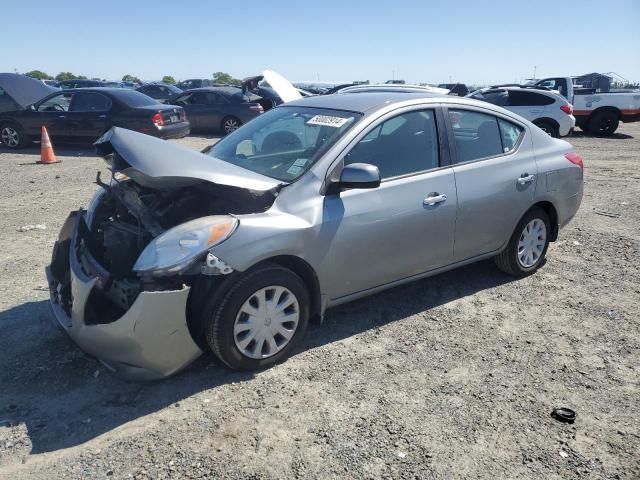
top-left (39, 126), bottom-right (59, 164)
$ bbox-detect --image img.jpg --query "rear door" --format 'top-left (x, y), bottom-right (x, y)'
top-left (506, 90), bottom-right (555, 122)
top-left (323, 107), bottom-right (458, 300)
top-left (445, 107), bottom-right (536, 261)
top-left (66, 92), bottom-right (112, 139)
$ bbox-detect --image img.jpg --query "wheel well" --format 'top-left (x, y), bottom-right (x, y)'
top-left (531, 201), bottom-right (559, 241)
top-left (533, 117), bottom-right (559, 130)
top-left (590, 106), bottom-right (621, 120)
top-left (260, 255), bottom-right (323, 323)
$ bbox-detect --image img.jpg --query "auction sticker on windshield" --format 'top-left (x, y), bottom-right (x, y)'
top-left (306, 115), bottom-right (350, 128)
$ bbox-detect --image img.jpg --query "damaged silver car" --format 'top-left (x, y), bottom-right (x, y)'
top-left (47, 92), bottom-right (583, 379)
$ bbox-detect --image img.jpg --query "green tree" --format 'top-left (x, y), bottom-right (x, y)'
top-left (55, 72), bottom-right (77, 81)
top-left (122, 74), bottom-right (142, 83)
top-left (25, 70), bottom-right (52, 80)
top-left (161, 75), bottom-right (176, 84)
top-left (212, 71), bottom-right (241, 86)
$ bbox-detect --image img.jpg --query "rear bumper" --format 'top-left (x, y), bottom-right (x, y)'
top-left (155, 121), bottom-right (190, 139)
top-left (46, 212), bottom-right (202, 381)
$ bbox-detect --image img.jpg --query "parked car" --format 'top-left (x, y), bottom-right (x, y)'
top-left (0, 88), bottom-right (189, 148)
top-left (467, 86), bottom-right (575, 137)
top-left (57, 79), bottom-right (106, 89)
top-left (136, 83), bottom-right (183, 103)
top-left (0, 73), bottom-right (57, 114)
top-left (437, 83), bottom-right (469, 96)
top-left (166, 87), bottom-right (264, 133)
top-left (532, 75), bottom-right (640, 135)
top-left (176, 79), bottom-right (218, 90)
top-left (42, 79), bottom-right (60, 88)
top-left (46, 91), bottom-right (583, 379)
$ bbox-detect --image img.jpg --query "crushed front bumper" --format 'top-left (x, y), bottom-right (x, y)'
top-left (46, 211), bottom-right (202, 381)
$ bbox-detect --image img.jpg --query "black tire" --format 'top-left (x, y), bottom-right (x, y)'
top-left (0, 122), bottom-right (29, 149)
top-left (494, 207), bottom-right (551, 277)
top-left (204, 263), bottom-right (310, 370)
top-left (221, 116), bottom-right (241, 135)
top-left (534, 121), bottom-right (558, 138)
top-left (588, 110), bottom-right (619, 136)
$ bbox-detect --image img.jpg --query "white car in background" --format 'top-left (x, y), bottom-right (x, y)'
top-left (467, 86), bottom-right (575, 137)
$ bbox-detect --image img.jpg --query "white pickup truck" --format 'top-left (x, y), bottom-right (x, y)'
top-left (533, 76), bottom-right (640, 135)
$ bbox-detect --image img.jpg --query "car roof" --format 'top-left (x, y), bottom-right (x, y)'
top-left (285, 91), bottom-right (446, 114)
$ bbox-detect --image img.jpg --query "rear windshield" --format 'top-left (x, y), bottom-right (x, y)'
top-left (111, 89), bottom-right (159, 107)
top-left (210, 106), bottom-right (361, 182)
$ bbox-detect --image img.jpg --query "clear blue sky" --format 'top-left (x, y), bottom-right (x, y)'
top-left (2, 0), bottom-right (639, 85)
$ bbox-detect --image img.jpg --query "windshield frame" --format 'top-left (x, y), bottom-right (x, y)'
top-left (209, 105), bottom-right (363, 183)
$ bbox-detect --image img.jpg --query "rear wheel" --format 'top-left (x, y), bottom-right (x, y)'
top-left (534, 121), bottom-right (558, 138)
top-left (494, 208), bottom-right (550, 277)
top-left (205, 263), bottom-right (310, 370)
top-left (221, 116), bottom-right (241, 134)
top-left (0, 123), bottom-right (28, 149)
top-left (588, 110), bottom-right (619, 136)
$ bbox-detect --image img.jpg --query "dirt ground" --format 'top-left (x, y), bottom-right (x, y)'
top-left (0, 124), bottom-right (638, 480)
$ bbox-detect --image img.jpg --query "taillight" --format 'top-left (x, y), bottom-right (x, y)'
top-left (560, 103), bottom-right (573, 115)
top-left (151, 112), bottom-right (164, 126)
top-left (565, 152), bottom-right (584, 169)
top-left (249, 104), bottom-right (264, 113)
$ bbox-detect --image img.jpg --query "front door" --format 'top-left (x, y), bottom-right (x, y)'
top-left (30, 92), bottom-right (75, 140)
top-left (322, 108), bottom-right (458, 300)
top-left (445, 107), bottom-right (537, 261)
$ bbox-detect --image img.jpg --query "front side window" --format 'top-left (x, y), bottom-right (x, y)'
top-left (37, 93), bottom-right (73, 112)
top-left (449, 109), bottom-right (503, 163)
top-left (345, 110), bottom-right (439, 179)
top-left (210, 107), bottom-right (361, 182)
top-left (70, 92), bottom-right (112, 112)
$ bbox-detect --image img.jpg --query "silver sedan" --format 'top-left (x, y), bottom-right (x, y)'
top-left (46, 92), bottom-right (583, 379)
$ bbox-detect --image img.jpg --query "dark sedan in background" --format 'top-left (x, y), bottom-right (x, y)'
top-left (167, 87), bottom-right (264, 133)
top-left (136, 82), bottom-right (183, 103)
top-left (0, 88), bottom-right (189, 148)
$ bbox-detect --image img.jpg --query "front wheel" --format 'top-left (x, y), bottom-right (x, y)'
top-left (221, 116), bottom-right (241, 134)
top-left (205, 263), bottom-right (310, 370)
top-left (0, 123), bottom-right (28, 149)
top-left (494, 208), bottom-right (551, 277)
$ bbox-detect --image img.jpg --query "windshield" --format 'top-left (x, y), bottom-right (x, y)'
top-left (209, 106), bottom-right (361, 182)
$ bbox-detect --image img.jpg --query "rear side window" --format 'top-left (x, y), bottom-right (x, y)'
top-left (449, 109), bottom-right (503, 163)
top-left (507, 90), bottom-right (554, 106)
top-left (345, 110), bottom-right (439, 179)
top-left (498, 119), bottom-right (524, 153)
top-left (70, 92), bottom-right (112, 112)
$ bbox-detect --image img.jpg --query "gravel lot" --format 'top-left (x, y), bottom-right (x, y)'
top-left (0, 125), bottom-right (638, 480)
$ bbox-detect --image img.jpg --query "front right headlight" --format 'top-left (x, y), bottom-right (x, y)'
top-left (133, 215), bottom-right (238, 275)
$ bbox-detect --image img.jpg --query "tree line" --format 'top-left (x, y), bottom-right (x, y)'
top-left (23, 71), bottom-right (243, 85)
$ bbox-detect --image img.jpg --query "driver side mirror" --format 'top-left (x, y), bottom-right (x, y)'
top-left (328, 163), bottom-right (381, 194)
top-left (29, 105), bottom-right (36, 111)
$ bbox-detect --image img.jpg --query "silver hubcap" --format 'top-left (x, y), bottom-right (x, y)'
top-left (233, 286), bottom-right (300, 360)
top-left (224, 119), bottom-right (238, 133)
top-left (517, 218), bottom-right (547, 268)
top-left (1, 127), bottom-right (19, 147)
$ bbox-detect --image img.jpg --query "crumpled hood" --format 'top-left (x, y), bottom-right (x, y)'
top-left (94, 127), bottom-right (283, 192)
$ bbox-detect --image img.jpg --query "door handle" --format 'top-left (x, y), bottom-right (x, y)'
top-left (423, 193), bottom-right (447, 206)
top-left (58, 115), bottom-right (66, 118)
top-left (518, 174), bottom-right (535, 185)
top-left (98, 114), bottom-right (107, 118)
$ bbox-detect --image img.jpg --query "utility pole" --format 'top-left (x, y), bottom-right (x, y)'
top-left (392, 69), bottom-right (395, 81)
top-left (533, 65), bottom-right (537, 79)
